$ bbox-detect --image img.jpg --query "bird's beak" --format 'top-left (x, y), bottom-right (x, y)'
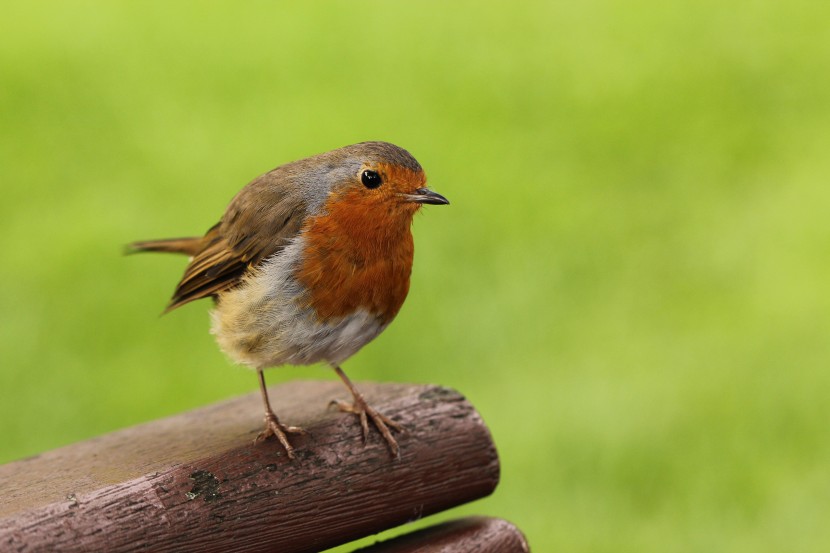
top-left (401, 187), bottom-right (450, 205)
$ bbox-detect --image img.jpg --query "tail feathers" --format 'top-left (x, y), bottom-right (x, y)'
top-left (125, 237), bottom-right (203, 256)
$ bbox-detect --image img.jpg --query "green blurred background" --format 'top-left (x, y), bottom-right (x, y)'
top-left (2, 1), bottom-right (829, 551)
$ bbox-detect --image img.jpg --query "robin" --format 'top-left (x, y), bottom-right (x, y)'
top-left (129, 141), bottom-right (448, 459)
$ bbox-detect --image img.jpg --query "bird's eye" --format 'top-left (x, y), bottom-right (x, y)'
top-left (361, 169), bottom-right (382, 189)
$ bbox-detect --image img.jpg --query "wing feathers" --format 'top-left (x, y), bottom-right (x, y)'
top-left (163, 174), bottom-right (308, 311)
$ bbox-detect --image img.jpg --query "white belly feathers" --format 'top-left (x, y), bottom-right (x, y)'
top-left (210, 236), bottom-right (387, 370)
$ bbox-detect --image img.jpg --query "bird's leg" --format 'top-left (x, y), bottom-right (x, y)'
top-left (329, 363), bottom-right (403, 458)
top-left (254, 369), bottom-right (305, 459)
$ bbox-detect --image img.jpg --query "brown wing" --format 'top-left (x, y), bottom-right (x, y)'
top-left (165, 172), bottom-right (308, 312)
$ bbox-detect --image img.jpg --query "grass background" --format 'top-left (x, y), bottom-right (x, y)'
top-left (2, 1), bottom-right (829, 551)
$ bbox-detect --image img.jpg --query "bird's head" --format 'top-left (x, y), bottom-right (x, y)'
top-left (296, 142), bottom-right (448, 232)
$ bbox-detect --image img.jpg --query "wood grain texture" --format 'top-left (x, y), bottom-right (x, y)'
top-left (0, 381), bottom-right (499, 553)
top-left (353, 517), bottom-right (530, 553)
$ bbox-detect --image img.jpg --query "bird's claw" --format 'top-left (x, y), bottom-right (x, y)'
top-left (256, 412), bottom-right (306, 460)
top-left (330, 397), bottom-right (403, 458)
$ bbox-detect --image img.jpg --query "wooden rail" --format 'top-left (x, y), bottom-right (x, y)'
top-left (356, 516), bottom-right (529, 552)
top-left (0, 381), bottom-right (507, 552)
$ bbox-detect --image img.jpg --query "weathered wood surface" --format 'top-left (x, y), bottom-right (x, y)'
top-left (0, 381), bottom-right (500, 553)
top-left (353, 516), bottom-right (529, 552)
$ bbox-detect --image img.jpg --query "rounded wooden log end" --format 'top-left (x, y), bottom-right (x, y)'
top-left (0, 382), bottom-right (501, 553)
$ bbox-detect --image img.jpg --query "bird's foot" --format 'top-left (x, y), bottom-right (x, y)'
top-left (255, 411), bottom-right (306, 460)
top-left (330, 397), bottom-right (403, 458)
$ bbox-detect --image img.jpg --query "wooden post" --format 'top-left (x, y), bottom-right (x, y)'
top-left (352, 516), bottom-right (529, 552)
top-left (0, 381), bottom-right (500, 553)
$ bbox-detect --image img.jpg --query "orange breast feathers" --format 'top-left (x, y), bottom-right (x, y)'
top-left (295, 183), bottom-right (419, 324)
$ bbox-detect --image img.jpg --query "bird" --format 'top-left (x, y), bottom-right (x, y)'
top-left (128, 141), bottom-right (448, 459)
